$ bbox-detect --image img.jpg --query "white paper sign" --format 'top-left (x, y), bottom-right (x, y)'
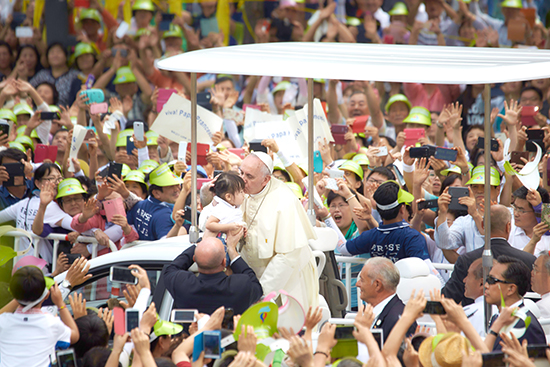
top-left (178, 141), bottom-right (188, 162)
top-left (289, 99), bottom-right (334, 159)
top-left (151, 94), bottom-right (223, 144)
top-left (244, 108), bottom-right (302, 162)
top-left (68, 125), bottom-right (87, 172)
top-left (35, 115), bottom-right (51, 146)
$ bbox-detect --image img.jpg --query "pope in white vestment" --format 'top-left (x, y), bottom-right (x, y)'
top-left (239, 152), bottom-right (319, 309)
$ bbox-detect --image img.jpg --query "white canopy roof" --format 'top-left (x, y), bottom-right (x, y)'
top-left (158, 42), bottom-right (550, 84)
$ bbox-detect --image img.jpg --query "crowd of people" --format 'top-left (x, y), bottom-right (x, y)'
top-left (1, 0), bottom-right (550, 365)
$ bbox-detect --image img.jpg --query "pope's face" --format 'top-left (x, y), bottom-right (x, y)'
top-left (240, 155), bottom-right (270, 195)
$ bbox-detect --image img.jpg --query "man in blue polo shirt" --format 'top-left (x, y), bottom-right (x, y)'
top-left (127, 163), bottom-right (184, 240)
top-left (0, 148), bottom-right (33, 210)
top-left (337, 181), bottom-right (430, 263)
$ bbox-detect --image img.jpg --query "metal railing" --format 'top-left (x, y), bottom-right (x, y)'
top-left (335, 256), bottom-right (542, 311)
top-left (6, 229), bottom-right (118, 272)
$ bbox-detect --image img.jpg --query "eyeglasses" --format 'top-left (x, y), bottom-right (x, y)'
top-left (486, 275), bottom-right (513, 285)
top-left (42, 177), bottom-right (63, 184)
top-left (511, 205), bottom-right (534, 214)
top-left (329, 203), bottom-right (349, 210)
top-left (367, 178), bottom-right (384, 185)
top-left (62, 196), bottom-right (84, 205)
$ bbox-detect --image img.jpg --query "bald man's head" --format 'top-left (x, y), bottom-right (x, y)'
top-left (194, 238), bottom-right (226, 273)
top-left (490, 204), bottom-right (511, 237)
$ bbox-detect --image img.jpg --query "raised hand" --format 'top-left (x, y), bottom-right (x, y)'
top-left (81, 197), bottom-right (99, 222)
top-left (39, 181), bottom-right (56, 206)
top-left (498, 99), bottom-right (522, 126)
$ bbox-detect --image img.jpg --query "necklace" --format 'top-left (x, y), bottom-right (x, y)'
top-left (240, 180), bottom-right (271, 251)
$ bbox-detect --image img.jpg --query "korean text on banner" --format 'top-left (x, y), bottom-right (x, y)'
top-left (243, 109), bottom-right (302, 162)
top-left (151, 94), bottom-right (223, 144)
top-left (69, 125), bottom-right (87, 172)
top-left (288, 99), bottom-right (334, 158)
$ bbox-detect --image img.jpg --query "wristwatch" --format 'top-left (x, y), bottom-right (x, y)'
top-left (61, 279), bottom-right (72, 289)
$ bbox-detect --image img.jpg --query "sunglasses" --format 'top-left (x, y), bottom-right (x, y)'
top-left (486, 275), bottom-right (513, 285)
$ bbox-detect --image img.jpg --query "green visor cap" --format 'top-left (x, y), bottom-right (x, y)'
top-left (385, 94), bottom-right (411, 113)
top-left (389, 2), bottom-right (409, 16)
top-left (339, 160), bottom-right (364, 181)
top-left (440, 165), bottom-right (462, 176)
top-left (8, 142), bottom-right (26, 153)
top-left (73, 42), bottom-right (95, 61)
top-left (56, 178), bottom-right (87, 199)
top-left (80, 8), bottom-right (102, 23)
top-left (375, 180), bottom-right (414, 210)
top-left (466, 166), bottom-right (501, 186)
top-left (132, 0), bottom-right (155, 12)
top-left (501, 0), bottom-right (522, 8)
top-left (138, 159), bottom-right (160, 174)
top-left (150, 318), bottom-right (183, 341)
top-left (0, 109), bottom-right (16, 122)
top-left (124, 170), bottom-right (147, 185)
top-left (148, 163), bottom-right (183, 186)
top-left (15, 135), bottom-right (34, 151)
top-left (271, 81), bottom-right (292, 95)
top-left (352, 153), bottom-right (370, 166)
top-left (116, 129), bottom-right (134, 147)
top-left (13, 103), bottom-right (34, 116)
top-left (163, 24), bottom-right (183, 39)
top-left (113, 67), bottom-right (137, 85)
top-left (121, 164), bottom-right (131, 177)
top-left (403, 106), bottom-right (431, 126)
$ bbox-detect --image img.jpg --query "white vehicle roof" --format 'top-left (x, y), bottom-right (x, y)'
top-left (53, 236), bottom-right (193, 283)
top-left (157, 43), bottom-right (550, 84)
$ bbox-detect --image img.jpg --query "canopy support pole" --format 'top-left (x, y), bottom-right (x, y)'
top-left (483, 83), bottom-right (493, 332)
top-left (189, 72), bottom-right (199, 244)
top-left (307, 78), bottom-right (316, 226)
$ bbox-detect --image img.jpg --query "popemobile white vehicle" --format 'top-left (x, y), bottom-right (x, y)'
top-left (53, 237), bottom-right (196, 322)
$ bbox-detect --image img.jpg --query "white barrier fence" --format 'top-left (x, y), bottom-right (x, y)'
top-left (6, 230), bottom-right (117, 272)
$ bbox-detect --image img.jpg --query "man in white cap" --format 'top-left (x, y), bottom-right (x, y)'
top-left (238, 152), bottom-right (319, 309)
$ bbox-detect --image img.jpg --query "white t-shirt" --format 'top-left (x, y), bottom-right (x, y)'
top-left (0, 197), bottom-right (73, 263)
top-left (209, 196), bottom-right (243, 225)
top-left (0, 309), bottom-right (71, 367)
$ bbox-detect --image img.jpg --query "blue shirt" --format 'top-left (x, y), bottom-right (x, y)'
top-left (0, 180), bottom-right (33, 210)
top-left (127, 196), bottom-right (175, 241)
top-left (342, 221), bottom-right (429, 262)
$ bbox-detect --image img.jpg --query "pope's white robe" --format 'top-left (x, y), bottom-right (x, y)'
top-left (241, 178), bottom-right (319, 309)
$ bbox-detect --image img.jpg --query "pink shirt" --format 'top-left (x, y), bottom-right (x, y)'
top-left (403, 83), bottom-right (461, 112)
top-left (71, 213), bottom-right (139, 255)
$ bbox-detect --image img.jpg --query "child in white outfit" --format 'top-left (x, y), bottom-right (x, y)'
top-left (204, 172), bottom-right (246, 239)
